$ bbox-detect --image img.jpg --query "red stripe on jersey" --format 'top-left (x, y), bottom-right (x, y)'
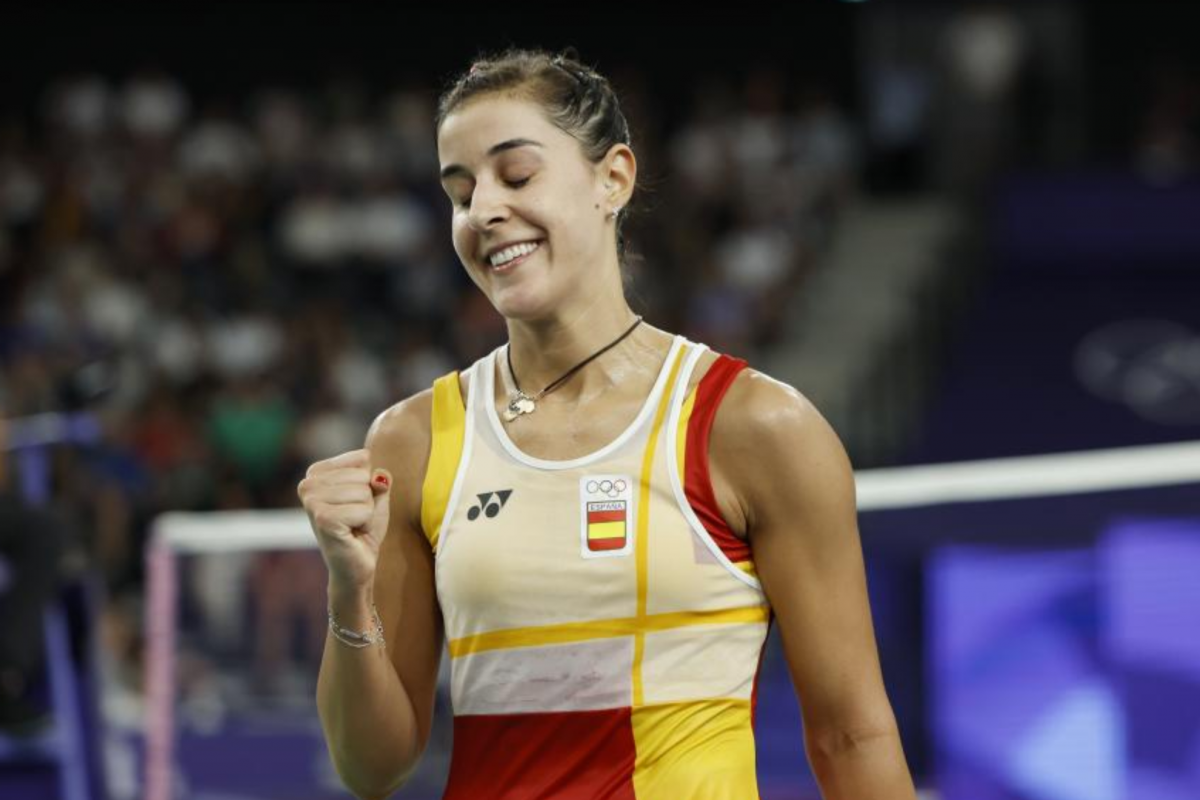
top-left (587, 509), bottom-right (626, 524)
top-left (685, 354), bottom-right (752, 564)
top-left (443, 707), bottom-right (637, 799)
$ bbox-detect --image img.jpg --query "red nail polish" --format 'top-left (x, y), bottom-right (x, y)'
top-left (374, 475), bottom-right (389, 487)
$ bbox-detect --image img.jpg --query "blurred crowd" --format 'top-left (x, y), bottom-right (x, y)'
top-left (0, 65), bottom-right (859, 706)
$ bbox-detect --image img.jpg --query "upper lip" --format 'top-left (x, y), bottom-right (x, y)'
top-left (483, 239), bottom-right (543, 261)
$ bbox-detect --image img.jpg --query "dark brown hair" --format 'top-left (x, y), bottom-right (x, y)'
top-left (436, 46), bottom-right (642, 279)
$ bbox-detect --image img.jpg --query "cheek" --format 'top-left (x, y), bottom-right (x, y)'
top-left (533, 204), bottom-right (577, 251)
top-left (451, 223), bottom-right (474, 262)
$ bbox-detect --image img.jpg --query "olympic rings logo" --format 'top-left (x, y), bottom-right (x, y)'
top-left (586, 479), bottom-right (627, 497)
top-left (1075, 318), bottom-right (1200, 425)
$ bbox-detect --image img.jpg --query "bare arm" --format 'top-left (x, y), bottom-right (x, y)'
top-left (309, 392), bottom-right (445, 799)
top-left (714, 371), bottom-right (917, 800)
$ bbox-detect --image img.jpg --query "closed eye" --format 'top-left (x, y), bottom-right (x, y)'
top-left (455, 177), bottom-right (532, 209)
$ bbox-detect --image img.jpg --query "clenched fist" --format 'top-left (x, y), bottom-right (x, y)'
top-left (297, 448), bottom-right (393, 593)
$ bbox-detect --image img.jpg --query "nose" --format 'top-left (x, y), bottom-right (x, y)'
top-left (466, 179), bottom-right (509, 233)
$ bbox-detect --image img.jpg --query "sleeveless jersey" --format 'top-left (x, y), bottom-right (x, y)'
top-left (420, 333), bottom-right (775, 799)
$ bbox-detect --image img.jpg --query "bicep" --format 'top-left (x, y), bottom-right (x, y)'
top-left (733, 382), bottom-right (894, 738)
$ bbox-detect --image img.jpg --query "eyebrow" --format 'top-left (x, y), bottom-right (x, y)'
top-left (440, 138), bottom-right (544, 181)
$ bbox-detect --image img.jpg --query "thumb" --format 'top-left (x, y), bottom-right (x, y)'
top-left (370, 469), bottom-right (392, 497)
top-left (369, 469), bottom-right (392, 533)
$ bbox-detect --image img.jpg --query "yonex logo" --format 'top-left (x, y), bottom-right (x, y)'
top-left (467, 490), bottom-right (513, 520)
top-left (585, 479), bottom-right (627, 498)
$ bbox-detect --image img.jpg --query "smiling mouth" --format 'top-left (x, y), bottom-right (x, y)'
top-left (488, 240), bottom-right (543, 272)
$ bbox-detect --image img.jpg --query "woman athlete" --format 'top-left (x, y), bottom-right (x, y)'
top-left (297, 47), bottom-right (917, 800)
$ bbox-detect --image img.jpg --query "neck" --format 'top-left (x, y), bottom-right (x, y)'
top-left (504, 302), bottom-right (655, 404)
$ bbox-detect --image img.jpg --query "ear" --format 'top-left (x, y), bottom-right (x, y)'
top-left (595, 143), bottom-right (637, 215)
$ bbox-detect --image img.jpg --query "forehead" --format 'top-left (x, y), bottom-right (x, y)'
top-left (437, 95), bottom-right (570, 175)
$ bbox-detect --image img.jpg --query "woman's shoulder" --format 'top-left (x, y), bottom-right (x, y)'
top-left (714, 364), bottom-right (815, 434)
top-left (368, 357), bottom-right (476, 437)
top-left (685, 343), bottom-right (800, 418)
top-left (708, 362), bottom-right (853, 527)
top-left (705, 359), bottom-right (840, 503)
top-left (364, 386), bottom-right (438, 530)
top-left (710, 361), bottom-right (836, 468)
top-left (368, 387), bottom-right (433, 446)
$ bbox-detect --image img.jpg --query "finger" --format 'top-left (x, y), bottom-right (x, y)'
top-left (318, 484), bottom-right (374, 505)
top-left (322, 468), bottom-right (373, 486)
top-left (307, 449), bottom-right (369, 476)
top-left (341, 503), bottom-right (374, 531)
top-left (370, 479), bottom-right (390, 534)
top-left (316, 501), bottom-right (373, 534)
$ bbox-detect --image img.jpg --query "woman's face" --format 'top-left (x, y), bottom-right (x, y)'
top-left (437, 94), bottom-right (613, 321)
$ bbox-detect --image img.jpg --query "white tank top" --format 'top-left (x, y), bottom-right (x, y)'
top-left (420, 333), bottom-right (773, 799)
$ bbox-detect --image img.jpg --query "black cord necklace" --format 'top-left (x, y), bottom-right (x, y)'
top-left (503, 315), bottom-right (644, 421)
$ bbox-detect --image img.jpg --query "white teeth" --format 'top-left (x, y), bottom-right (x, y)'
top-left (489, 240), bottom-right (540, 267)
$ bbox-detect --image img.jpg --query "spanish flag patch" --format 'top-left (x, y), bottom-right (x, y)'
top-left (579, 474), bottom-right (635, 558)
top-left (586, 502), bottom-right (627, 551)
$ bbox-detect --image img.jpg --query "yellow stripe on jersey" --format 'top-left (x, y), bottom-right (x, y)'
top-left (421, 371), bottom-right (466, 552)
top-left (446, 604), bottom-right (770, 659)
top-left (632, 344), bottom-right (688, 707)
top-left (675, 383), bottom-right (698, 479)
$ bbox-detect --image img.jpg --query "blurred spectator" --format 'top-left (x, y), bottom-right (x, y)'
top-left (864, 50), bottom-right (933, 194)
top-left (178, 102), bottom-right (261, 184)
top-left (205, 372), bottom-right (296, 503)
top-left (118, 68), bottom-right (189, 142)
top-left (935, 1), bottom-right (1028, 197)
top-left (788, 83), bottom-right (859, 241)
top-left (44, 73), bottom-right (113, 141)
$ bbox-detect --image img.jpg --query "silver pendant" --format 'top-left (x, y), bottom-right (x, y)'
top-left (502, 392), bottom-right (537, 422)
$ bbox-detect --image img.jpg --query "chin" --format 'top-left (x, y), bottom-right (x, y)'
top-left (488, 281), bottom-right (561, 322)
top-left (491, 294), bottom-right (553, 322)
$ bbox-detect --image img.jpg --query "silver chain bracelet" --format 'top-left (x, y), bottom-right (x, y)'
top-left (327, 603), bottom-right (386, 649)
